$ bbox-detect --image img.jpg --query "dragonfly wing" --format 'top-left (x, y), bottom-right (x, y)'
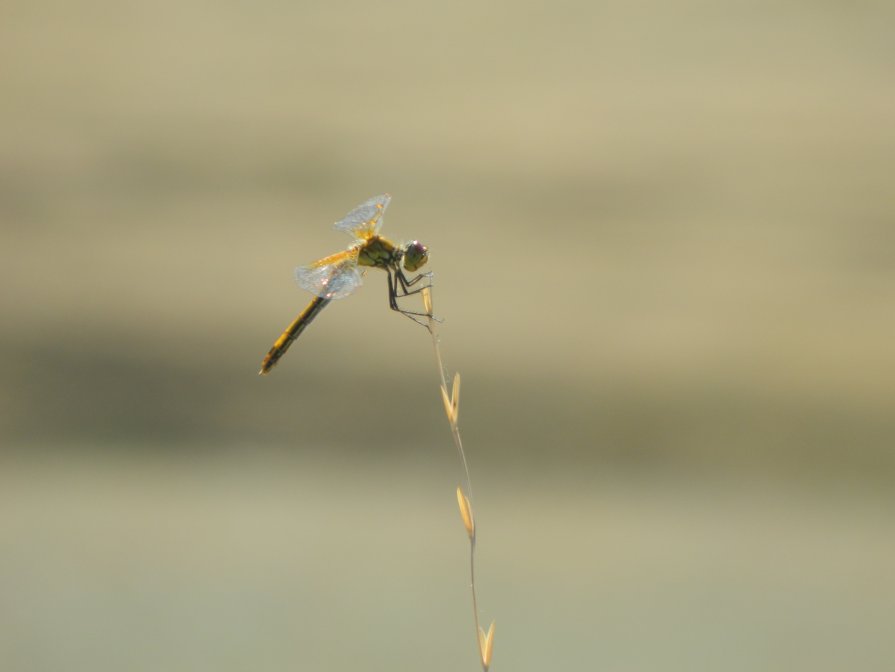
top-left (295, 251), bottom-right (363, 300)
top-left (333, 194), bottom-right (390, 240)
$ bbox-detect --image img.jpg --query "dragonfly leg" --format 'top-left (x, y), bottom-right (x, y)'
top-left (396, 269), bottom-right (434, 291)
top-left (393, 269), bottom-right (444, 323)
top-left (387, 269), bottom-right (436, 328)
top-left (394, 270), bottom-right (438, 311)
top-left (393, 268), bottom-right (433, 296)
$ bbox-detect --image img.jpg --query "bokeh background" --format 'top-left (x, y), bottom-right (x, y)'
top-left (2, 1), bottom-right (894, 670)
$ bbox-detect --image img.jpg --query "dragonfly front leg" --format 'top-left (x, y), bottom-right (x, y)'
top-left (395, 268), bottom-right (444, 323)
top-left (386, 269), bottom-right (434, 327)
top-left (395, 268), bottom-right (433, 295)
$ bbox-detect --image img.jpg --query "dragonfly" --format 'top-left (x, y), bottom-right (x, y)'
top-left (259, 194), bottom-right (432, 375)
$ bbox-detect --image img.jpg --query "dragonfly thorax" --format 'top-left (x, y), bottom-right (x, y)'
top-left (357, 236), bottom-right (429, 274)
top-left (357, 235), bottom-right (400, 269)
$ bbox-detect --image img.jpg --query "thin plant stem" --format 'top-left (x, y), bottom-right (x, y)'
top-left (431, 326), bottom-right (474, 499)
top-left (422, 287), bottom-right (492, 671)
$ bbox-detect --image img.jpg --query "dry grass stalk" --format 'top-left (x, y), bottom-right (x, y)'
top-left (421, 286), bottom-right (494, 671)
top-left (478, 622), bottom-right (495, 670)
top-left (422, 282), bottom-right (434, 315)
top-left (456, 485), bottom-right (475, 539)
top-left (440, 373), bottom-right (461, 426)
top-left (441, 385), bottom-right (455, 425)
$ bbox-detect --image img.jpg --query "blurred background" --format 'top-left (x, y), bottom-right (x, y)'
top-left (2, 0), bottom-right (894, 670)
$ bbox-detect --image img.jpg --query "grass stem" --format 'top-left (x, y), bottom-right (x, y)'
top-left (422, 287), bottom-right (493, 671)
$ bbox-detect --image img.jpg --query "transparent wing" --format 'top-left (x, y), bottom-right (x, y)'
top-left (333, 194), bottom-right (391, 240)
top-left (295, 249), bottom-right (362, 300)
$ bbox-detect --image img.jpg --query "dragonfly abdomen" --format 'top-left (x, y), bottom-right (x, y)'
top-left (259, 296), bottom-right (331, 375)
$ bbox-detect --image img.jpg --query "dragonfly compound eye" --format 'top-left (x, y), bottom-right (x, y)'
top-left (403, 241), bottom-right (429, 272)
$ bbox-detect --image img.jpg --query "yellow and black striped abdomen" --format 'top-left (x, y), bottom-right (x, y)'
top-left (259, 296), bottom-right (331, 375)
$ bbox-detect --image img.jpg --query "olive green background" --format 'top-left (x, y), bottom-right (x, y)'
top-left (2, 1), bottom-right (894, 670)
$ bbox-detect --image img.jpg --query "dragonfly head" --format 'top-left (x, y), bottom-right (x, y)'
top-left (402, 240), bottom-right (429, 272)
